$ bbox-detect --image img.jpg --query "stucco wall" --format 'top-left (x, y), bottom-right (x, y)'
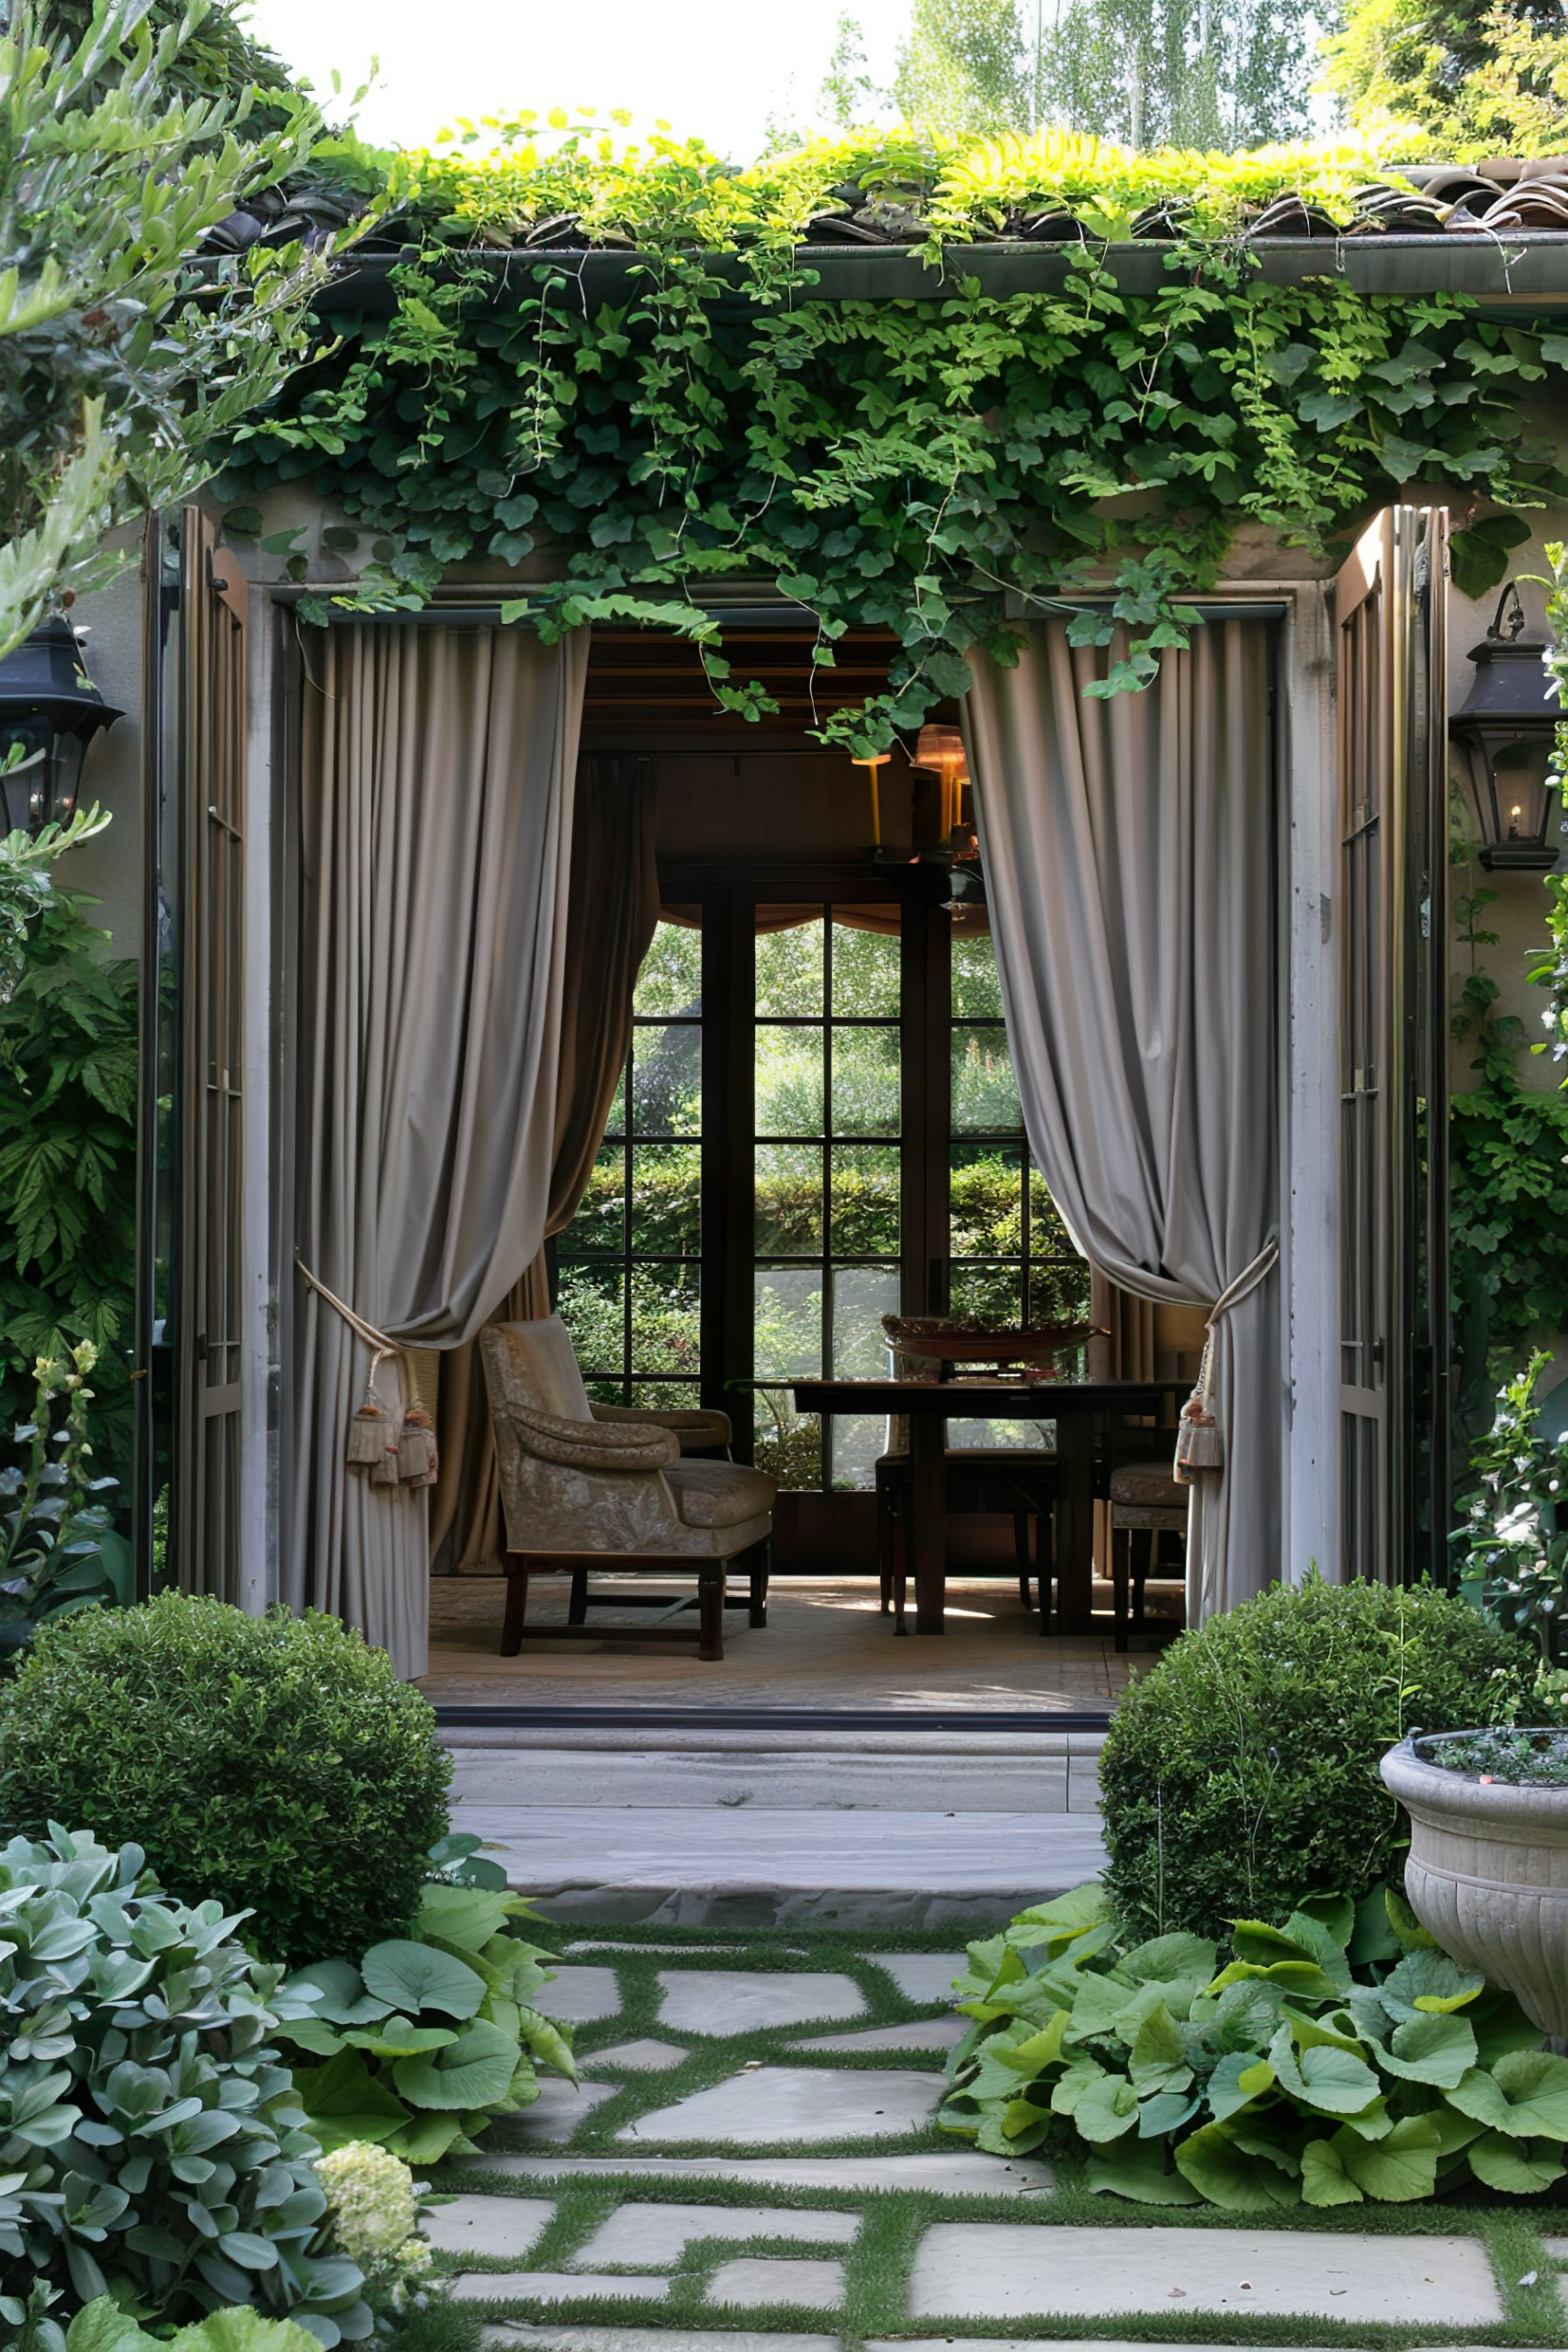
top-left (51, 531), bottom-right (148, 960)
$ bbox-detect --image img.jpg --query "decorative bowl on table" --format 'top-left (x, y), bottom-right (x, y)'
top-left (880, 1315), bottom-right (1104, 1374)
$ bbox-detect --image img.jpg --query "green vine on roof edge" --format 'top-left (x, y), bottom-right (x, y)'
top-left (219, 122), bottom-right (1568, 745)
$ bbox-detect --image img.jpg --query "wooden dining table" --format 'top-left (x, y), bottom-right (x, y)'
top-left (789, 1376), bottom-right (1187, 1636)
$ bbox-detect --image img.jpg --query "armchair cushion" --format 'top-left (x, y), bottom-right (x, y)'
top-left (1110, 1459), bottom-right (1186, 1510)
top-left (592, 1402), bottom-right (733, 1453)
top-left (499, 1406), bottom-right (680, 1473)
top-left (481, 1315), bottom-right (594, 1420)
top-left (666, 1460), bottom-right (775, 1530)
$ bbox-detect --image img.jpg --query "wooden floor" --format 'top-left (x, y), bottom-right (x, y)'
top-left (420, 1570), bottom-right (1170, 1712)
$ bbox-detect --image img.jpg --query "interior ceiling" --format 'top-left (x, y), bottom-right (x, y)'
top-left (581, 625), bottom-right (900, 741)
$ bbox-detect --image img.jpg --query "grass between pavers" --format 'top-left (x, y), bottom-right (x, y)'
top-left (410, 1924), bottom-right (1568, 2348)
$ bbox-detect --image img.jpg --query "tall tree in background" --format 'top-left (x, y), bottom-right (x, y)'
top-left (874, 0), bottom-right (1314, 149)
top-left (1320, 0), bottom-right (1568, 154)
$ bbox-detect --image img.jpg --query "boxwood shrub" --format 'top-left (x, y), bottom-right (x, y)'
top-left (1100, 1577), bottom-right (1533, 1939)
top-left (0, 1595), bottom-right (452, 1968)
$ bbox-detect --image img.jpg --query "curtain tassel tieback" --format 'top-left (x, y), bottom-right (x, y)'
top-left (296, 1258), bottom-right (440, 1490)
top-left (1173, 1231), bottom-right (1280, 1487)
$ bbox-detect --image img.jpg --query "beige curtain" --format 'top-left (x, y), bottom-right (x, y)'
top-left (964, 617), bottom-right (1279, 1623)
top-left (430, 754), bottom-right (661, 1575)
top-left (290, 624), bottom-right (589, 1676)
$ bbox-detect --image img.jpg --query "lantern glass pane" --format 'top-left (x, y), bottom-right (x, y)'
top-left (1485, 728), bottom-right (1555, 843)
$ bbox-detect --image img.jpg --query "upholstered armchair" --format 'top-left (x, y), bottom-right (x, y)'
top-left (479, 1316), bottom-right (774, 1662)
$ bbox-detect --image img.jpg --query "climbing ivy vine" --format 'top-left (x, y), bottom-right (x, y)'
top-left (220, 124), bottom-right (1568, 741)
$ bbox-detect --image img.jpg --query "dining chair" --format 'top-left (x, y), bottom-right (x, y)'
top-left (1109, 1457), bottom-right (1189, 1652)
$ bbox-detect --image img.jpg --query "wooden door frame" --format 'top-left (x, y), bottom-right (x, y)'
top-left (1333, 506), bottom-right (1450, 1585)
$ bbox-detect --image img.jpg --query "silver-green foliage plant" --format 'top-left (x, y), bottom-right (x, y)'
top-left (278, 1835), bottom-right (576, 2165)
top-left (939, 1879), bottom-right (1568, 2208)
top-left (0, 1829), bottom-right (370, 2343)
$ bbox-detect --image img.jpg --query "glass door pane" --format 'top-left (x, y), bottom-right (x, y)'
top-left (752, 909), bottom-right (902, 1491)
top-left (557, 917), bottom-right (704, 1409)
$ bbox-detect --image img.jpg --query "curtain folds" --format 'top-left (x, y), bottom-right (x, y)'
top-left (964, 618), bottom-right (1278, 1623)
top-left (430, 755), bottom-right (661, 1576)
top-left (290, 624), bottom-right (589, 1676)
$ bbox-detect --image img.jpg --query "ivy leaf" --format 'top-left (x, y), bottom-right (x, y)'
top-left (1450, 515), bottom-right (1533, 600)
top-left (1297, 390), bottom-right (1360, 431)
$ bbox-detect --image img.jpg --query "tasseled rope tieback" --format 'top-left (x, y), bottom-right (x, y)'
top-left (296, 1258), bottom-right (439, 1490)
top-left (1173, 1231), bottom-right (1280, 1487)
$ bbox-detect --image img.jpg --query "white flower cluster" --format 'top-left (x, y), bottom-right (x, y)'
top-left (316, 2140), bottom-right (434, 2309)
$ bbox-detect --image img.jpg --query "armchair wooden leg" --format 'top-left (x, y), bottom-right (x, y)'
top-left (892, 1521), bottom-right (908, 1635)
top-left (1111, 1527), bottom-right (1130, 1653)
top-left (877, 1482), bottom-right (895, 1613)
top-left (697, 1563), bottom-right (725, 1662)
top-left (501, 1555), bottom-right (530, 1657)
top-left (1014, 1510), bottom-right (1032, 1611)
top-left (749, 1539), bottom-right (770, 1630)
top-left (567, 1566), bottom-right (589, 1625)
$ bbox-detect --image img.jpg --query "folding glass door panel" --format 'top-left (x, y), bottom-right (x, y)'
top-left (556, 918), bottom-right (704, 1408)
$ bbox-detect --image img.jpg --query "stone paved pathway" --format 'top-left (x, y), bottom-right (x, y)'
top-left (432, 1930), bottom-right (1568, 2348)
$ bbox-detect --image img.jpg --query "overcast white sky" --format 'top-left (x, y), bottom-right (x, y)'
top-left (244, 0), bottom-right (913, 161)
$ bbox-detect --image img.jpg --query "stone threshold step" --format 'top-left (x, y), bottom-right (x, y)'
top-left (455, 1805), bottom-right (1109, 1926)
top-left (449, 1749), bottom-right (1103, 1818)
top-left (442, 1726), bottom-right (1110, 1756)
top-left (480, 2334), bottom-right (1443, 2352)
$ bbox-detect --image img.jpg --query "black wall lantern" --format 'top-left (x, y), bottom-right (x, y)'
top-left (0, 618), bottom-right (122, 838)
top-left (1450, 582), bottom-right (1562, 873)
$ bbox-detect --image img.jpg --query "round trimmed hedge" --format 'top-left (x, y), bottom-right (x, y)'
top-left (1100, 1576), bottom-right (1533, 1939)
top-left (0, 1593), bottom-right (452, 1967)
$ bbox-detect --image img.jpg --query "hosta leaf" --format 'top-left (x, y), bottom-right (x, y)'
top-left (1301, 2137), bottom-right (1363, 2206)
top-left (383, 2111), bottom-right (468, 2165)
top-left (1268, 2025), bottom-right (1382, 2116)
top-left (1086, 2138), bottom-right (1203, 2203)
top-left (1206, 2052), bottom-right (1274, 2121)
top-left (284, 1959), bottom-right (389, 2028)
top-left (1208, 1958), bottom-right (1342, 2000)
top-left (1050, 2059), bottom-right (1106, 2117)
top-left (1117, 1932), bottom-right (1217, 1986)
top-left (1071, 2070), bottom-right (1140, 2143)
top-left (516, 2005), bottom-right (577, 2082)
top-left (167, 2312), bottom-right (324, 2352)
top-left (1465, 2130), bottom-right (1567, 2194)
top-left (1449, 2050), bottom-right (1568, 2139)
top-left (1333, 2114), bottom-right (1440, 2202)
top-left (341, 2015), bottom-right (459, 2059)
top-left (1294, 1893), bottom-right (1355, 1949)
top-left (290, 2048), bottom-right (411, 2147)
top-left (360, 1938), bottom-right (486, 2020)
top-left (1175, 2120), bottom-right (1301, 2210)
top-left (392, 2017), bottom-right (521, 2110)
top-left (1469, 1986), bottom-right (1545, 2066)
top-left (1062, 1973), bottom-right (1135, 2043)
top-left (1379, 1951), bottom-right (1485, 2019)
top-left (1135, 2088), bottom-right (1201, 2137)
top-left (416, 1881), bottom-right (514, 1954)
top-left (1128, 2002), bottom-right (1188, 2092)
top-left (1379, 2011), bottom-right (1477, 2088)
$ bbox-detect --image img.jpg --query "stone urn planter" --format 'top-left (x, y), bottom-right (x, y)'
top-left (1381, 1731), bottom-right (1568, 2041)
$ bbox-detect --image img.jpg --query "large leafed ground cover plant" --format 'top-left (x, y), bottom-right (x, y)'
top-left (222, 121), bottom-right (1568, 742)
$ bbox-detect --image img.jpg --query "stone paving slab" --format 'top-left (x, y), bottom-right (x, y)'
top-left (908, 2222), bottom-right (1504, 2327)
top-left (480, 2328), bottom-right (840, 2352)
top-left (793, 2015), bottom-right (967, 2052)
top-left (565, 1942), bottom-right (750, 1957)
top-left (504, 2079), bottom-right (622, 2143)
top-left (423, 2196), bottom-right (556, 2258)
top-left (471, 2152), bottom-right (1053, 2194)
top-left (657, 1970), bottom-right (867, 2034)
top-left (572, 2204), bottom-right (861, 2267)
top-left (1543, 2235), bottom-right (1568, 2257)
top-left (706, 2257), bottom-right (845, 2309)
top-left (583, 2038), bottom-right (690, 2072)
top-left (872, 2341), bottom-right (1348, 2352)
top-left (617, 2064), bottom-right (944, 2144)
top-left (536, 1967), bottom-right (624, 2023)
top-left (451, 2273), bottom-right (671, 2305)
top-left (860, 1953), bottom-right (967, 2004)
